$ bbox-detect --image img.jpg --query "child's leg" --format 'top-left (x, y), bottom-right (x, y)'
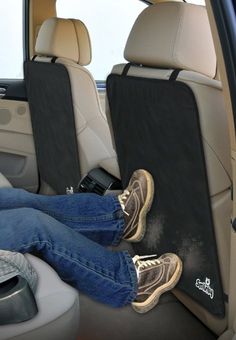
top-left (0, 169), bottom-right (154, 246)
top-left (0, 207), bottom-right (137, 308)
top-left (0, 188), bottom-right (124, 246)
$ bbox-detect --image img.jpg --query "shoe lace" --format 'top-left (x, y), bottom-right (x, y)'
top-left (133, 255), bottom-right (160, 275)
top-left (118, 189), bottom-right (130, 216)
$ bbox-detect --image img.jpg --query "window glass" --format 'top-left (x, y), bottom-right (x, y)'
top-left (56, 0), bottom-right (147, 80)
top-left (186, 0), bottom-right (205, 5)
top-left (0, 1), bottom-right (24, 79)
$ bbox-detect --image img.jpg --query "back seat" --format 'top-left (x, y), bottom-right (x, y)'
top-left (0, 173), bottom-right (80, 340)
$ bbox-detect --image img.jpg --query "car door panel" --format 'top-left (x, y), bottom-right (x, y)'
top-left (0, 94), bottom-right (38, 192)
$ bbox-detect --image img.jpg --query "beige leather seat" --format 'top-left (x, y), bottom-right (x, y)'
top-left (34, 18), bottom-right (117, 179)
top-left (0, 255), bottom-right (80, 340)
top-left (0, 173), bottom-right (80, 340)
top-left (0, 173), bottom-right (11, 188)
top-left (106, 2), bottom-right (232, 333)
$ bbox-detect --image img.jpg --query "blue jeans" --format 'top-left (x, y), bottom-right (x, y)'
top-left (0, 188), bottom-right (137, 307)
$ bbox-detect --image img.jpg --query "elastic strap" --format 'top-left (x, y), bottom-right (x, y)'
top-left (169, 69), bottom-right (182, 81)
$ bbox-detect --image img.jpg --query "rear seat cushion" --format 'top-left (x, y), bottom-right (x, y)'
top-left (0, 255), bottom-right (80, 340)
top-left (0, 174), bottom-right (80, 339)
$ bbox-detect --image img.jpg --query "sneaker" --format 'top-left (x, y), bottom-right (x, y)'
top-left (132, 253), bottom-right (182, 313)
top-left (118, 169), bottom-right (154, 242)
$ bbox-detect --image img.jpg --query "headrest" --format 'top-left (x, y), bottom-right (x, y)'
top-left (124, 3), bottom-right (216, 78)
top-left (35, 18), bottom-right (91, 66)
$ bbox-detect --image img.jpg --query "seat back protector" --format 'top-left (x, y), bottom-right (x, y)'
top-left (107, 73), bottom-right (225, 317)
top-left (25, 61), bottom-right (81, 194)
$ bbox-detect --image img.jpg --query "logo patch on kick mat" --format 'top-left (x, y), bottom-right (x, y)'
top-left (195, 277), bottom-right (214, 299)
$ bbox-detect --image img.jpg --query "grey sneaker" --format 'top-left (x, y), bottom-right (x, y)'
top-left (118, 169), bottom-right (154, 242)
top-left (132, 253), bottom-right (182, 313)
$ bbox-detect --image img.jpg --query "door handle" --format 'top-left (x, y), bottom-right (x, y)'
top-left (0, 87), bottom-right (7, 99)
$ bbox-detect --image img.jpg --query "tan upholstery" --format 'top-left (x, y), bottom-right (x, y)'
top-left (35, 17), bottom-right (91, 65)
top-left (124, 3), bottom-right (216, 78)
top-left (57, 57), bottom-right (117, 176)
top-left (107, 3), bottom-right (232, 334)
top-left (0, 172), bottom-right (11, 188)
top-left (35, 18), bottom-right (117, 178)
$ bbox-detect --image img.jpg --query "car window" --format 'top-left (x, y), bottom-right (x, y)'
top-left (0, 1), bottom-right (24, 79)
top-left (186, 0), bottom-right (205, 5)
top-left (56, 0), bottom-right (148, 81)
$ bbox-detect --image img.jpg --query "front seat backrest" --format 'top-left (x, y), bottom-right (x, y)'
top-left (25, 18), bottom-right (116, 194)
top-left (106, 2), bottom-right (232, 332)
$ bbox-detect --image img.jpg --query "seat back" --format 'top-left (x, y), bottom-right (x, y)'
top-left (25, 18), bottom-right (116, 194)
top-left (106, 2), bottom-right (232, 330)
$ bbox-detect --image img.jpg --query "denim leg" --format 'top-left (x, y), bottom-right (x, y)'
top-left (0, 208), bottom-right (137, 308)
top-left (0, 188), bottom-right (125, 246)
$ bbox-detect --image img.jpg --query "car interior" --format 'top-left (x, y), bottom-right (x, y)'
top-left (0, 0), bottom-right (236, 339)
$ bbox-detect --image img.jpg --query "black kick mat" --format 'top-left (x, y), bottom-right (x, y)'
top-left (107, 74), bottom-right (225, 317)
top-left (25, 61), bottom-right (81, 194)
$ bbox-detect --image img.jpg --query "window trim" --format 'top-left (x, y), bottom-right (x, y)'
top-left (23, 0), bottom-right (30, 62)
top-left (141, 0), bottom-right (152, 4)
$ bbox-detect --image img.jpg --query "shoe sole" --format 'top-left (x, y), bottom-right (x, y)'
top-left (126, 170), bottom-right (154, 243)
top-left (132, 257), bottom-right (183, 314)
